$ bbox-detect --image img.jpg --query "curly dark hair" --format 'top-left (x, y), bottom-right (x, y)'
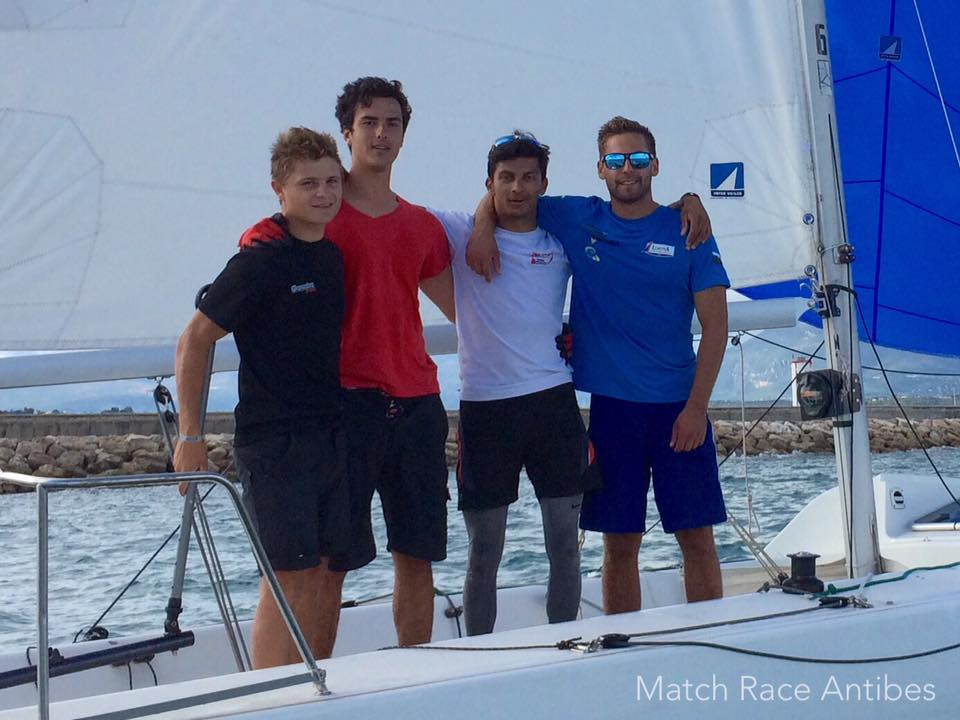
top-left (596, 116), bottom-right (656, 156)
top-left (334, 76), bottom-right (412, 133)
top-left (487, 131), bottom-right (550, 179)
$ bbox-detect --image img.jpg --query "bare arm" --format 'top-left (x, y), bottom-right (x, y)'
top-left (420, 265), bottom-right (456, 323)
top-left (173, 311), bottom-right (227, 486)
top-left (667, 193), bottom-right (713, 250)
top-left (670, 286), bottom-right (728, 452)
top-left (464, 192), bottom-right (500, 282)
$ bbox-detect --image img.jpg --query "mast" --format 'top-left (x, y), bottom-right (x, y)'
top-left (796, 0), bottom-right (881, 578)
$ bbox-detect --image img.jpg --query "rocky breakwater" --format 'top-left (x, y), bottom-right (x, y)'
top-left (0, 434), bottom-right (235, 494)
top-left (711, 417), bottom-right (960, 457)
top-left (2, 418), bottom-right (959, 494)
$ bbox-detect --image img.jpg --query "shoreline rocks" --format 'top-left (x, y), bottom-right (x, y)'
top-left (2, 418), bottom-right (960, 494)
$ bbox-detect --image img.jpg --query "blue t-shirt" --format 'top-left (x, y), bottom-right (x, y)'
top-left (538, 196), bottom-right (730, 403)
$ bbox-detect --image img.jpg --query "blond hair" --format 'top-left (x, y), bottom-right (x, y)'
top-left (271, 127), bottom-right (341, 184)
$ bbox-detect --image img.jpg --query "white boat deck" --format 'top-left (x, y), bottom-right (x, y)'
top-left (8, 565), bottom-right (959, 719)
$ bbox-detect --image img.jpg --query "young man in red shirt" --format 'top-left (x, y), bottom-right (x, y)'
top-left (240, 78), bottom-right (454, 647)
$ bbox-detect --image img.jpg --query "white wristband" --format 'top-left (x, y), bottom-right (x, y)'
top-left (178, 434), bottom-right (204, 444)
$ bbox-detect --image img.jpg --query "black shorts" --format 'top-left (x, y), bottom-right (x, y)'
top-left (329, 390), bottom-right (449, 572)
top-left (235, 425), bottom-right (350, 572)
top-left (456, 383), bottom-right (588, 510)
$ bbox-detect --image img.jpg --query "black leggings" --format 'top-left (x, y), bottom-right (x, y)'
top-left (462, 494), bottom-right (582, 636)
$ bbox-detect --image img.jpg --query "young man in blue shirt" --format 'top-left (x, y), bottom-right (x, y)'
top-left (468, 117), bottom-right (729, 613)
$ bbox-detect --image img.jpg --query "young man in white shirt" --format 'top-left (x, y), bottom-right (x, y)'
top-left (432, 133), bottom-right (587, 635)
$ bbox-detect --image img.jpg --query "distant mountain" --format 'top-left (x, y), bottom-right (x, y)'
top-left (712, 324), bottom-right (960, 404)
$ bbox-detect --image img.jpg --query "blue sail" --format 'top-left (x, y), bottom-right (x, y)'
top-left (827, 0), bottom-right (960, 358)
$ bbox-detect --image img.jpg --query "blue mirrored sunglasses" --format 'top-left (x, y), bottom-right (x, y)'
top-left (492, 131), bottom-right (544, 149)
top-left (601, 151), bottom-right (654, 170)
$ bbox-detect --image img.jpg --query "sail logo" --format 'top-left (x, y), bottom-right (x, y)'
top-left (530, 251), bottom-right (554, 265)
top-left (290, 282), bottom-right (317, 294)
top-left (710, 162), bottom-right (744, 198)
top-left (879, 36), bottom-right (902, 61)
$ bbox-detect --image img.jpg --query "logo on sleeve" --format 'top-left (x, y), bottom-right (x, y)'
top-left (530, 252), bottom-right (554, 265)
top-left (643, 242), bottom-right (675, 258)
top-left (290, 282), bottom-right (317, 294)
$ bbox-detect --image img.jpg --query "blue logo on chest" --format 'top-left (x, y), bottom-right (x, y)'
top-left (643, 242), bottom-right (676, 258)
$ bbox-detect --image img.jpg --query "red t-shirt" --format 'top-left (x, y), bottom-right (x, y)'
top-left (327, 197), bottom-right (451, 397)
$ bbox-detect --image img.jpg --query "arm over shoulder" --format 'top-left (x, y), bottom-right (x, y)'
top-left (427, 208), bottom-right (474, 252)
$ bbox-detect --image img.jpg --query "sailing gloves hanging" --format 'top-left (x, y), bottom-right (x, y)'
top-left (555, 323), bottom-right (573, 365)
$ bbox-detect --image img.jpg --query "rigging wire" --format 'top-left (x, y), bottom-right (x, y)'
top-left (740, 331), bottom-right (960, 377)
top-left (913, 0), bottom-right (960, 172)
top-left (717, 342), bottom-right (824, 469)
top-left (731, 333), bottom-right (761, 533)
top-left (72, 483), bottom-right (217, 643)
top-left (855, 297), bottom-right (960, 509)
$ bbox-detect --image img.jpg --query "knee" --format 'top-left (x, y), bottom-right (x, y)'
top-left (676, 527), bottom-right (717, 557)
top-left (547, 532), bottom-right (580, 566)
top-left (393, 551), bottom-right (433, 581)
top-left (320, 564), bottom-right (347, 591)
top-left (603, 533), bottom-right (642, 566)
top-left (468, 530), bottom-right (503, 559)
top-left (270, 568), bottom-right (312, 601)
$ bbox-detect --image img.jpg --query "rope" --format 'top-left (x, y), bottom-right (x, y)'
top-left (389, 599), bottom-right (960, 665)
top-left (390, 606), bottom-right (825, 652)
top-left (622, 638), bottom-right (960, 664)
top-left (435, 587), bottom-right (464, 638)
top-left (816, 560), bottom-right (960, 597)
top-left (854, 296), bottom-right (960, 509)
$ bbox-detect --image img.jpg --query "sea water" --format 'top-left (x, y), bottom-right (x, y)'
top-left (1, 447), bottom-right (959, 652)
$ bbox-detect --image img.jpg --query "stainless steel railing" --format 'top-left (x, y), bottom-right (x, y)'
top-left (0, 470), bottom-right (330, 720)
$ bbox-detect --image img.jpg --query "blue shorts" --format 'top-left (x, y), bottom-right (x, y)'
top-left (579, 396), bottom-right (726, 534)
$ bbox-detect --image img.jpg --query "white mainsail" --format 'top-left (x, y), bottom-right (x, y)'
top-left (3, 2), bottom-right (960, 719)
top-left (1, 0), bottom-right (815, 357)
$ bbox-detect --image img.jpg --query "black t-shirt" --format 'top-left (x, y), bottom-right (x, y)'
top-left (199, 233), bottom-right (344, 445)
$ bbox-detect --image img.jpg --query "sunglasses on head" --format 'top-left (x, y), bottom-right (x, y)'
top-left (601, 151), bottom-right (654, 170)
top-left (492, 131), bottom-right (547, 150)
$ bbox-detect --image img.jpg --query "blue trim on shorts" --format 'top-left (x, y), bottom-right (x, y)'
top-left (579, 396), bottom-right (726, 534)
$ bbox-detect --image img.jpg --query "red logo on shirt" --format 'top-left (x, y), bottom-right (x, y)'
top-left (530, 252), bottom-right (554, 265)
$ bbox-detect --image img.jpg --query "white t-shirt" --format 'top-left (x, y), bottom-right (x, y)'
top-left (431, 209), bottom-right (572, 401)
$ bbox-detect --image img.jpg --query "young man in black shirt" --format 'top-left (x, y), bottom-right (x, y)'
top-left (173, 127), bottom-right (349, 667)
